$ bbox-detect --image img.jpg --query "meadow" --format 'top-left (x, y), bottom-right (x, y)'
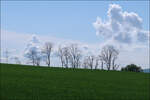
top-left (1, 63), bottom-right (149, 100)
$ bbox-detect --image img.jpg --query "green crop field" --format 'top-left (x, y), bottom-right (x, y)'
top-left (0, 63), bottom-right (149, 100)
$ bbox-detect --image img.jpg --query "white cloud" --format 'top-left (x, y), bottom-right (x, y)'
top-left (93, 4), bottom-right (149, 49)
top-left (24, 34), bottom-right (42, 58)
top-left (92, 4), bottom-right (149, 68)
top-left (24, 34), bottom-right (42, 55)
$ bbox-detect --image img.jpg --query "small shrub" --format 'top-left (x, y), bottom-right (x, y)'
top-left (121, 64), bottom-right (143, 72)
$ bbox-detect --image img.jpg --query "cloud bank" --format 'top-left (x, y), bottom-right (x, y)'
top-left (93, 4), bottom-right (149, 48)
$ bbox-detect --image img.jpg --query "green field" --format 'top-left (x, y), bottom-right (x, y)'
top-left (1, 63), bottom-right (149, 100)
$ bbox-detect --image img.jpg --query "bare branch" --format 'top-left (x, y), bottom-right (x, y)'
top-left (42, 42), bottom-right (53, 67)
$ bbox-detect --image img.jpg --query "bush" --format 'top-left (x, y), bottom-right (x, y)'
top-left (121, 64), bottom-right (143, 72)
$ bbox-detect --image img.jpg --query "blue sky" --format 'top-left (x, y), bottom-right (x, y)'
top-left (1, 1), bottom-right (149, 43)
top-left (1, 1), bottom-right (149, 68)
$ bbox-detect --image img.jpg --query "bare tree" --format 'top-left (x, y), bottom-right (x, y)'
top-left (42, 42), bottom-right (53, 67)
top-left (99, 55), bottom-right (104, 70)
top-left (35, 56), bottom-right (41, 66)
top-left (87, 55), bottom-right (95, 70)
top-left (112, 55), bottom-right (119, 70)
top-left (111, 48), bottom-right (119, 70)
top-left (69, 44), bottom-right (82, 68)
top-left (25, 47), bottom-right (42, 66)
top-left (57, 46), bottom-right (71, 68)
top-left (112, 64), bottom-right (119, 70)
top-left (100, 45), bottom-right (119, 70)
top-left (75, 52), bottom-right (82, 68)
top-left (94, 56), bottom-right (99, 70)
top-left (25, 49), bottom-right (37, 66)
top-left (82, 56), bottom-right (89, 69)
top-left (57, 45), bottom-right (65, 67)
top-left (63, 46), bottom-right (70, 68)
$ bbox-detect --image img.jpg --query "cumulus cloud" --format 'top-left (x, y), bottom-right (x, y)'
top-left (24, 34), bottom-right (43, 58)
top-left (24, 35), bottom-right (42, 50)
top-left (93, 4), bottom-right (149, 47)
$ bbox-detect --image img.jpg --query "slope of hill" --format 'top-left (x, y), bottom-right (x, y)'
top-left (1, 63), bottom-right (149, 100)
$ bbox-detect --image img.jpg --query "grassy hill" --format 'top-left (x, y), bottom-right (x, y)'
top-left (1, 63), bottom-right (149, 100)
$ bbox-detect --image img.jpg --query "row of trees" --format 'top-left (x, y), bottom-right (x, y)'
top-left (3, 43), bottom-right (143, 72)
top-left (25, 42), bottom-right (120, 70)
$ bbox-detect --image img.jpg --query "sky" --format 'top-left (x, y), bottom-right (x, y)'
top-left (1, 1), bottom-right (149, 69)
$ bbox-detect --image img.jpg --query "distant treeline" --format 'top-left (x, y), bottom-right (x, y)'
top-left (4, 42), bottom-right (143, 72)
